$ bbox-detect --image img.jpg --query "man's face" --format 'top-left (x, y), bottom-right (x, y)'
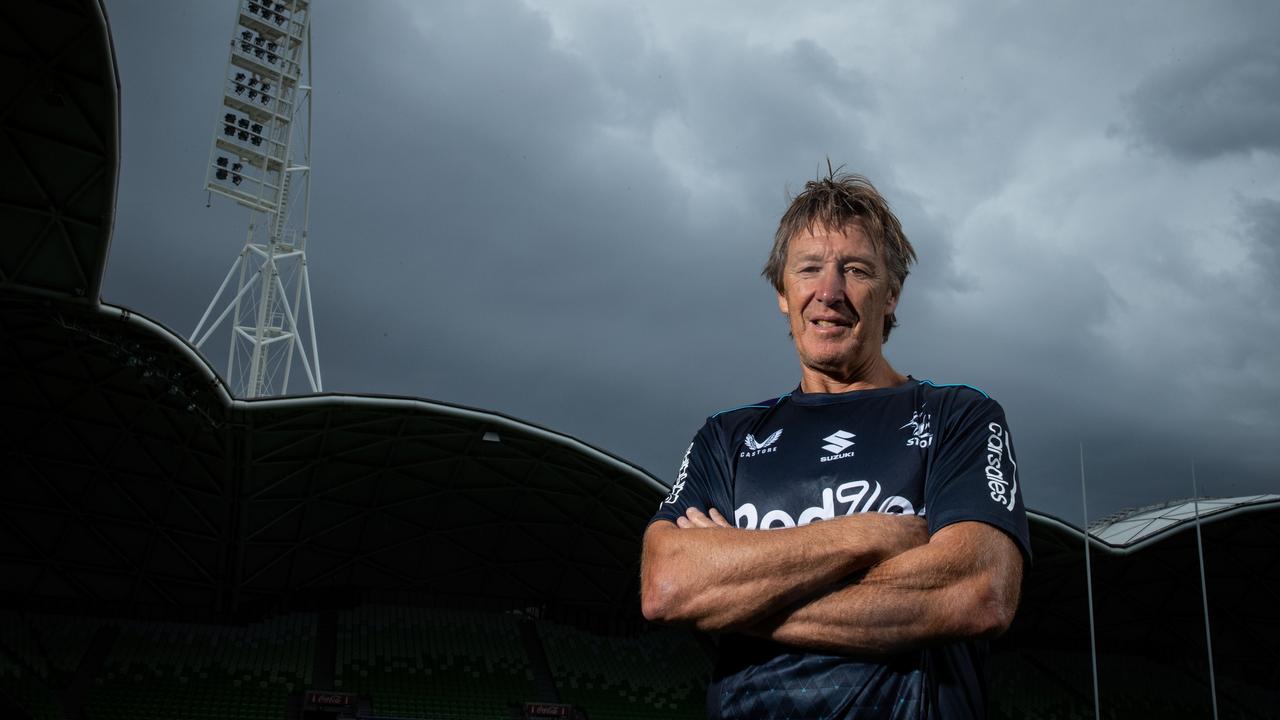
top-left (776, 222), bottom-right (898, 381)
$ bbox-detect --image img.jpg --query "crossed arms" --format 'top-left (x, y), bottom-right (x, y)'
top-left (640, 508), bottom-right (1023, 655)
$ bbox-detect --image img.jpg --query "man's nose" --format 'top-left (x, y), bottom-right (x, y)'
top-left (816, 266), bottom-right (844, 304)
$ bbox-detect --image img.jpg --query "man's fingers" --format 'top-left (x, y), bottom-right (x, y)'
top-left (684, 508), bottom-right (720, 528)
top-left (674, 507), bottom-right (734, 530)
top-left (708, 507), bottom-right (732, 527)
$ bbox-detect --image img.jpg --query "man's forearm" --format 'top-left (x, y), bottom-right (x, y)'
top-left (747, 521), bottom-right (1023, 654)
top-left (640, 510), bottom-right (927, 632)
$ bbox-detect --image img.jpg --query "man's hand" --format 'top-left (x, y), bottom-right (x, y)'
top-left (675, 507), bottom-right (930, 561)
top-left (640, 508), bottom-right (929, 632)
top-left (674, 506), bottom-right (732, 529)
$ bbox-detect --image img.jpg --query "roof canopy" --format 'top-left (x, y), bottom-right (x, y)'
top-left (0, 295), bottom-right (665, 620)
top-left (0, 0), bottom-right (118, 302)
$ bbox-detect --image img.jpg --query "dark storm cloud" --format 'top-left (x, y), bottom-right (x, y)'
top-left (100, 0), bottom-right (1279, 522)
top-left (1243, 199), bottom-right (1280, 281)
top-left (1128, 43), bottom-right (1280, 160)
top-left (296, 1), bottom-right (955, 475)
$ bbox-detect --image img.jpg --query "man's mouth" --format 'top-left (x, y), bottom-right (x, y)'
top-left (810, 318), bottom-right (851, 328)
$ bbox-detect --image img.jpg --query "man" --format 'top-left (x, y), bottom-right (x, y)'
top-left (640, 171), bottom-right (1029, 718)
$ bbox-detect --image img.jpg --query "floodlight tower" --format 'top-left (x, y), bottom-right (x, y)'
top-left (191, 0), bottom-right (320, 398)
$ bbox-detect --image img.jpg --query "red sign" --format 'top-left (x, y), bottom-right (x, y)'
top-left (306, 691), bottom-right (355, 707)
top-left (524, 702), bottom-right (572, 717)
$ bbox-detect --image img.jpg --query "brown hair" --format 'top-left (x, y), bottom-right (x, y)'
top-left (762, 168), bottom-right (916, 341)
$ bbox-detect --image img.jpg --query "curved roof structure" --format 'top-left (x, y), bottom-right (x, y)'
top-left (0, 0), bottom-right (118, 302)
top-left (1011, 500), bottom-right (1280, 668)
top-left (1088, 495), bottom-right (1280, 549)
top-left (0, 0), bottom-right (665, 621)
top-left (0, 294), bottom-right (666, 620)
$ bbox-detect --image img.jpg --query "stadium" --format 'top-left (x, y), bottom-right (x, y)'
top-left (1, 1), bottom-right (1278, 718)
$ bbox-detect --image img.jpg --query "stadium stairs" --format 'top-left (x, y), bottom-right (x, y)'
top-left (535, 619), bottom-right (710, 720)
top-left (311, 611), bottom-right (338, 692)
top-left (59, 625), bottom-right (119, 720)
top-left (516, 618), bottom-right (561, 704)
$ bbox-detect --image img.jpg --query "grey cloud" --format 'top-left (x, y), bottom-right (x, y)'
top-left (99, 0), bottom-right (1280, 521)
top-left (1128, 44), bottom-right (1280, 160)
top-left (1243, 198), bottom-right (1280, 280)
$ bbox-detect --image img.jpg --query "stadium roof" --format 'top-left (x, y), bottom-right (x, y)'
top-left (1088, 494), bottom-right (1280, 549)
top-left (1010, 497), bottom-right (1280, 663)
top-left (1, 0), bottom-right (665, 620)
top-left (0, 293), bottom-right (668, 619)
top-left (0, 0), bottom-right (118, 303)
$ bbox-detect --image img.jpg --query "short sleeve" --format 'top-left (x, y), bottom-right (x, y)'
top-left (649, 420), bottom-right (734, 527)
top-left (924, 396), bottom-right (1032, 563)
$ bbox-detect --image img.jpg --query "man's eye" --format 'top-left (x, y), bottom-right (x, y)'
top-left (845, 266), bottom-right (870, 276)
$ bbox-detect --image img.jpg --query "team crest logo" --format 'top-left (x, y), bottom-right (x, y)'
top-left (900, 405), bottom-right (934, 449)
top-left (740, 429), bottom-right (783, 458)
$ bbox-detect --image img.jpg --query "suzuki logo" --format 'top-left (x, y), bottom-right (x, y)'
top-left (821, 430), bottom-right (855, 454)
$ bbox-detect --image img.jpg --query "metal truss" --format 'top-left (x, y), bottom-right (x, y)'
top-left (0, 0), bottom-right (118, 302)
top-left (192, 0), bottom-right (320, 398)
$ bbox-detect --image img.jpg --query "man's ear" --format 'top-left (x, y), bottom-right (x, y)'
top-left (884, 285), bottom-right (899, 316)
top-left (777, 292), bottom-right (789, 316)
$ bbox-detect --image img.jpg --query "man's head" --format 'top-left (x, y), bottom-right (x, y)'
top-left (763, 171), bottom-right (916, 343)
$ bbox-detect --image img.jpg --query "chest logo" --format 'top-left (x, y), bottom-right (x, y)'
top-left (735, 479), bottom-right (919, 529)
top-left (819, 430), bottom-right (856, 462)
top-left (900, 406), bottom-right (934, 449)
top-left (740, 429), bottom-right (783, 458)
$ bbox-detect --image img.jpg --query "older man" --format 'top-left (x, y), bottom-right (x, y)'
top-left (641, 172), bottom-right (1029, 719)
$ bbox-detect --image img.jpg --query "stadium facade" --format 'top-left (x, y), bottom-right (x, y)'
top-left (1, 1), bottom-right (1277, 718)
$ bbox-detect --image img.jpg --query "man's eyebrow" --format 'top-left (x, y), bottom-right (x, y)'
top-left (840, 254), bottom-right (878, 266)
top-left (789, 251), bottom-right (825, 263)
top-left (788, 252), bottom-right (878, 265)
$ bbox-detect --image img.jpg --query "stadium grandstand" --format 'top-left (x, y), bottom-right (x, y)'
top-left (1, 1), bottom-right (1277, 718)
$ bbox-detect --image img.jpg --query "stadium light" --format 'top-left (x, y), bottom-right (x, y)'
top-left (198, 0), bottom-right (319, 398)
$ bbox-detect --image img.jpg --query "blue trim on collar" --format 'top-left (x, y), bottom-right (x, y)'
top-left (918, 378), bottom-right (989, 399)
top-left (710, 392), bottom-right (792, 418)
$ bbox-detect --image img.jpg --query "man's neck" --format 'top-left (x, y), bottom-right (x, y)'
top-left (798, 359), bottom-right (908, 395)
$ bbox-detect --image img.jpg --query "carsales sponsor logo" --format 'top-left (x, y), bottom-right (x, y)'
top-left (985, 422), bottom-right (1018, 511)
top-left (735, 479), bottom-right (918, 529)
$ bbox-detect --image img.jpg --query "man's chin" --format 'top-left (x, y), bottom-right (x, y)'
top-left (801, 357), bottom-right (857, 378)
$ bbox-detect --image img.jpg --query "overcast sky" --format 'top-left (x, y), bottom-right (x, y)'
top-left (101, 0), bottom-right (1279, 522)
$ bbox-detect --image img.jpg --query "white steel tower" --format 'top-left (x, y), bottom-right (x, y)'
top-left (192, 0), bottom-right (320, 398)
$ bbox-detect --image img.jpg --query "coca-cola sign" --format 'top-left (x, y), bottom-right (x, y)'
top-left (306, 691), bottom-right (354, 707)
top-left (524, 702), bottom-right (572, 717)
